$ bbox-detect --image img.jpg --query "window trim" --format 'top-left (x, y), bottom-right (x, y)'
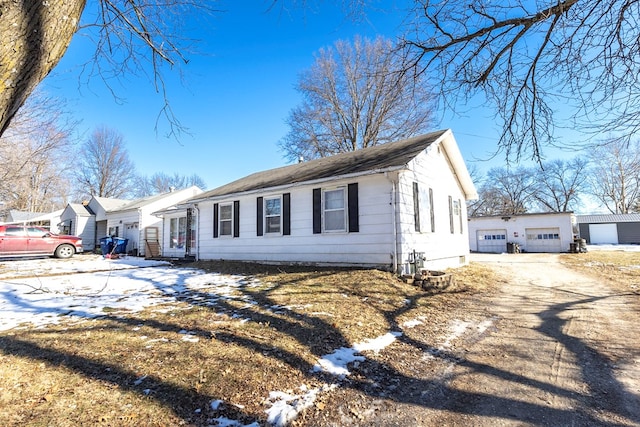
top-left (323, 186), bottom-right (347, 233)
top-left (218, 202), bottom-right (234, 237)
top-left (264, 195), bottom-right (282, 235)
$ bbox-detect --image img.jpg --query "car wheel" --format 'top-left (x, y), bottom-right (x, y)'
top-left (54, 244), bottom-right (75, 259)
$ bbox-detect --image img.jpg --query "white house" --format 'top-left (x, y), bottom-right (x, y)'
top-left (103, 186), bottom-right (203, 256)
top-left (468, 212), bottom-right (575, 253)
top-left (59, 187), bottom-right (203, 254)
top-left (59, 203), bottom-right (95, 246)
top-left (60, 197), bottom-right (129, 251)
top-left (157, 130), bottom-right (478, 273)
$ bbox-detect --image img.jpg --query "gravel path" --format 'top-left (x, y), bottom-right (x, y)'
top-left (305, 253), bottom-right (640, 426)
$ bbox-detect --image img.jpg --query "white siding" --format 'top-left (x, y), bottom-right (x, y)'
top-left (468, 213), bottom-right (574, 253)
top-left (396, 143), bottom-right (471, 272)
top-left (196, 174), bottom-right (396, 268)
top-left (75, 216), bottom-right (96, 251)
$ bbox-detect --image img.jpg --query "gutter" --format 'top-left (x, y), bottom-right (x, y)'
top-left (385, 171), bottom-right (399, 274)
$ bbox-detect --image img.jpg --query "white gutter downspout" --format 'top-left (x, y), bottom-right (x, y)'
top-left (385, 172), bottom-right (399, 274)
top-left (193, 203), bottom-right (200, 261)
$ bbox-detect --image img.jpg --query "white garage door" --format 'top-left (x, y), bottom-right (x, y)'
top-left (525, 228), bottom-right (562, 252)
top-left (477, 229), bottom-right (507, 253)
top-left (589, 223), bottom-right (618, 244)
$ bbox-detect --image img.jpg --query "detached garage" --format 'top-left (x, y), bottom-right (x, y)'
top-left (469, 212), bottom-right (574, 253)
top-left (576, 214), bottom-right (640, 245)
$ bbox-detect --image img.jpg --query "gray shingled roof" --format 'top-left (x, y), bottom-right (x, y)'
top-left (195, 130), bottom-right (448, 199)
top-left (576, 213), bottom-right (640, 223)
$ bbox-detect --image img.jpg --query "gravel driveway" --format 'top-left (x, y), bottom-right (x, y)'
top-left (306, 253), bottom-right (640, 426)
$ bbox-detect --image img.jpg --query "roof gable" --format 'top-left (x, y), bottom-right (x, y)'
top-left (196, 130), bottom-right (449, 199)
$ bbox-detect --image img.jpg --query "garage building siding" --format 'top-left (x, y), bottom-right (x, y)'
top-left (576, 214), bottom-right (640, 245)
top-left (469, 212), bottom-right (574, 253)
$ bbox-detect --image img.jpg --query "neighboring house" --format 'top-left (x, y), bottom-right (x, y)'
top-left (59, 203), bottom-right (95, 248)
top-left (60, 187), bottom-right (203, 254)
top-left (60, 197), bottom-right (129, 251)
top-left (468, 212), bottom-right (575, 253)
top-left (576, 213), bottom-right (640, 245)
top-left (104, 186), bottom-right (203, 256)
top-left (2, 209), bottom-right (64, 233)
top-left (156, 130), bottom-right (478, 273)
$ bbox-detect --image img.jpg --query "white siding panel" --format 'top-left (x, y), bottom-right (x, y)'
top-left (396, 143), bottom-right (471, 272)
top-left (469, 213), bottom-right (574, 253)
top-left (196, 175), bottom-right (395, 267)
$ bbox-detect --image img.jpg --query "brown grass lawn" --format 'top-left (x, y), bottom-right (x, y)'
top-left (559, 250), bottom-right (640, 295)
top-left (0, 260), bottom-right (500, 427)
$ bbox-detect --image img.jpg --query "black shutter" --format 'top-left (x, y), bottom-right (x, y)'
top-left (413, 182), bottom-right (420, 232)
top-left (233, 200), bottom-right (240, 237)
top-left (283, 193), bottom-right (291, 235)
top-left (256, 197), bottom-right (263, 236)
top-left (429, 188), bottom-right (435, 232)
top-left (213, 203), bottom-right (219, 238)
top-left (348, 183), bottom-right (359, 232)
top-left (313, 188), bottom-right (322, 234)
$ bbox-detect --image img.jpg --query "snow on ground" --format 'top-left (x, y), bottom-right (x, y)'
top-left (0, 254), bottom-right (405, 427)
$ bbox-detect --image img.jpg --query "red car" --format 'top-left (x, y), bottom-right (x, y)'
top-left (0, 225), bottom-right (83, 259)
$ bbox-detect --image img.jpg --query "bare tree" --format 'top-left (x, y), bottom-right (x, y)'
top-left (76, 126), bottom-right (137, 198)
top-left (0, 0), bottom-right (217, 137)
top-left (474, 167), bottom-right (538, 215)
top-left (133, 172), bottom-right (207, 197)
top-left (588, 139), bottom-right (640, 214)
top-left (533, 158), bottom-right (589, 212)
top-left (279, 35), bottom-right (434, 161)
top-left (0, 91), bottom-right (77, 212)
top-left (401, 1), bottom-right (640, 161)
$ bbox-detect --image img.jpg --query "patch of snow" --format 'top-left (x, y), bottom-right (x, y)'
top-left (313, 331), bottom-right (402, 377)
top-left (265, 384), bottom-right (336, 427)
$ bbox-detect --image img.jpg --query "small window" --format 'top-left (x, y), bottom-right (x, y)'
top-left (265, 196), bottom-right (282, 234)
top-left (108, 226), bottom-right (119, 237)
top-left (5, 226), bottom-right (24, 236)
top-left (324, 188), bottom-right (346, 232)
top-left (219, 203), bottom-right (233, 236)
top-left (27, 227), bottom-right (47, 237)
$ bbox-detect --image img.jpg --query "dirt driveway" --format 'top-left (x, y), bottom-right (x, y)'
top-left (306, 253), bottom-right (640, 426)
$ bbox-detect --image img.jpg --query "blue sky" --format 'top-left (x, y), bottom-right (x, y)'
top-left (40, 1), bottom-right (575, 191)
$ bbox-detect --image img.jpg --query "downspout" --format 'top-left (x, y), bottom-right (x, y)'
top-left (385, 172), bottom-right (399, 274)
top-left (193, 203), bottom-right (200, 261)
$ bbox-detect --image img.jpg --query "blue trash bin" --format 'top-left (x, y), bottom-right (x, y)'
top-left (112, 237), bottom-right (128, 254)
top-left (99, 237), bottom-right (113, 255)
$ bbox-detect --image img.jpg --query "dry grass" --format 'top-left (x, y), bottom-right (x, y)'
top-left (559, 251), bottom-right (640, 294)
top-left (0, 261), bottom-right (498, 426)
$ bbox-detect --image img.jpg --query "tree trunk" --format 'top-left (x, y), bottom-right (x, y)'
top-left (0, 0), bottom-right (85, 135)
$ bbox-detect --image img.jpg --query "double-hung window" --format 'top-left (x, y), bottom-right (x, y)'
top-left (264, 196), bottom-right (282, 234)
top-left (323, 188), bottom-right (346, 232)
top-left (219, 203), bottom-right (233, 236)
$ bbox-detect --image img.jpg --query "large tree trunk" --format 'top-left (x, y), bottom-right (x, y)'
top-left (0, 0), bottom-right (85, 135)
